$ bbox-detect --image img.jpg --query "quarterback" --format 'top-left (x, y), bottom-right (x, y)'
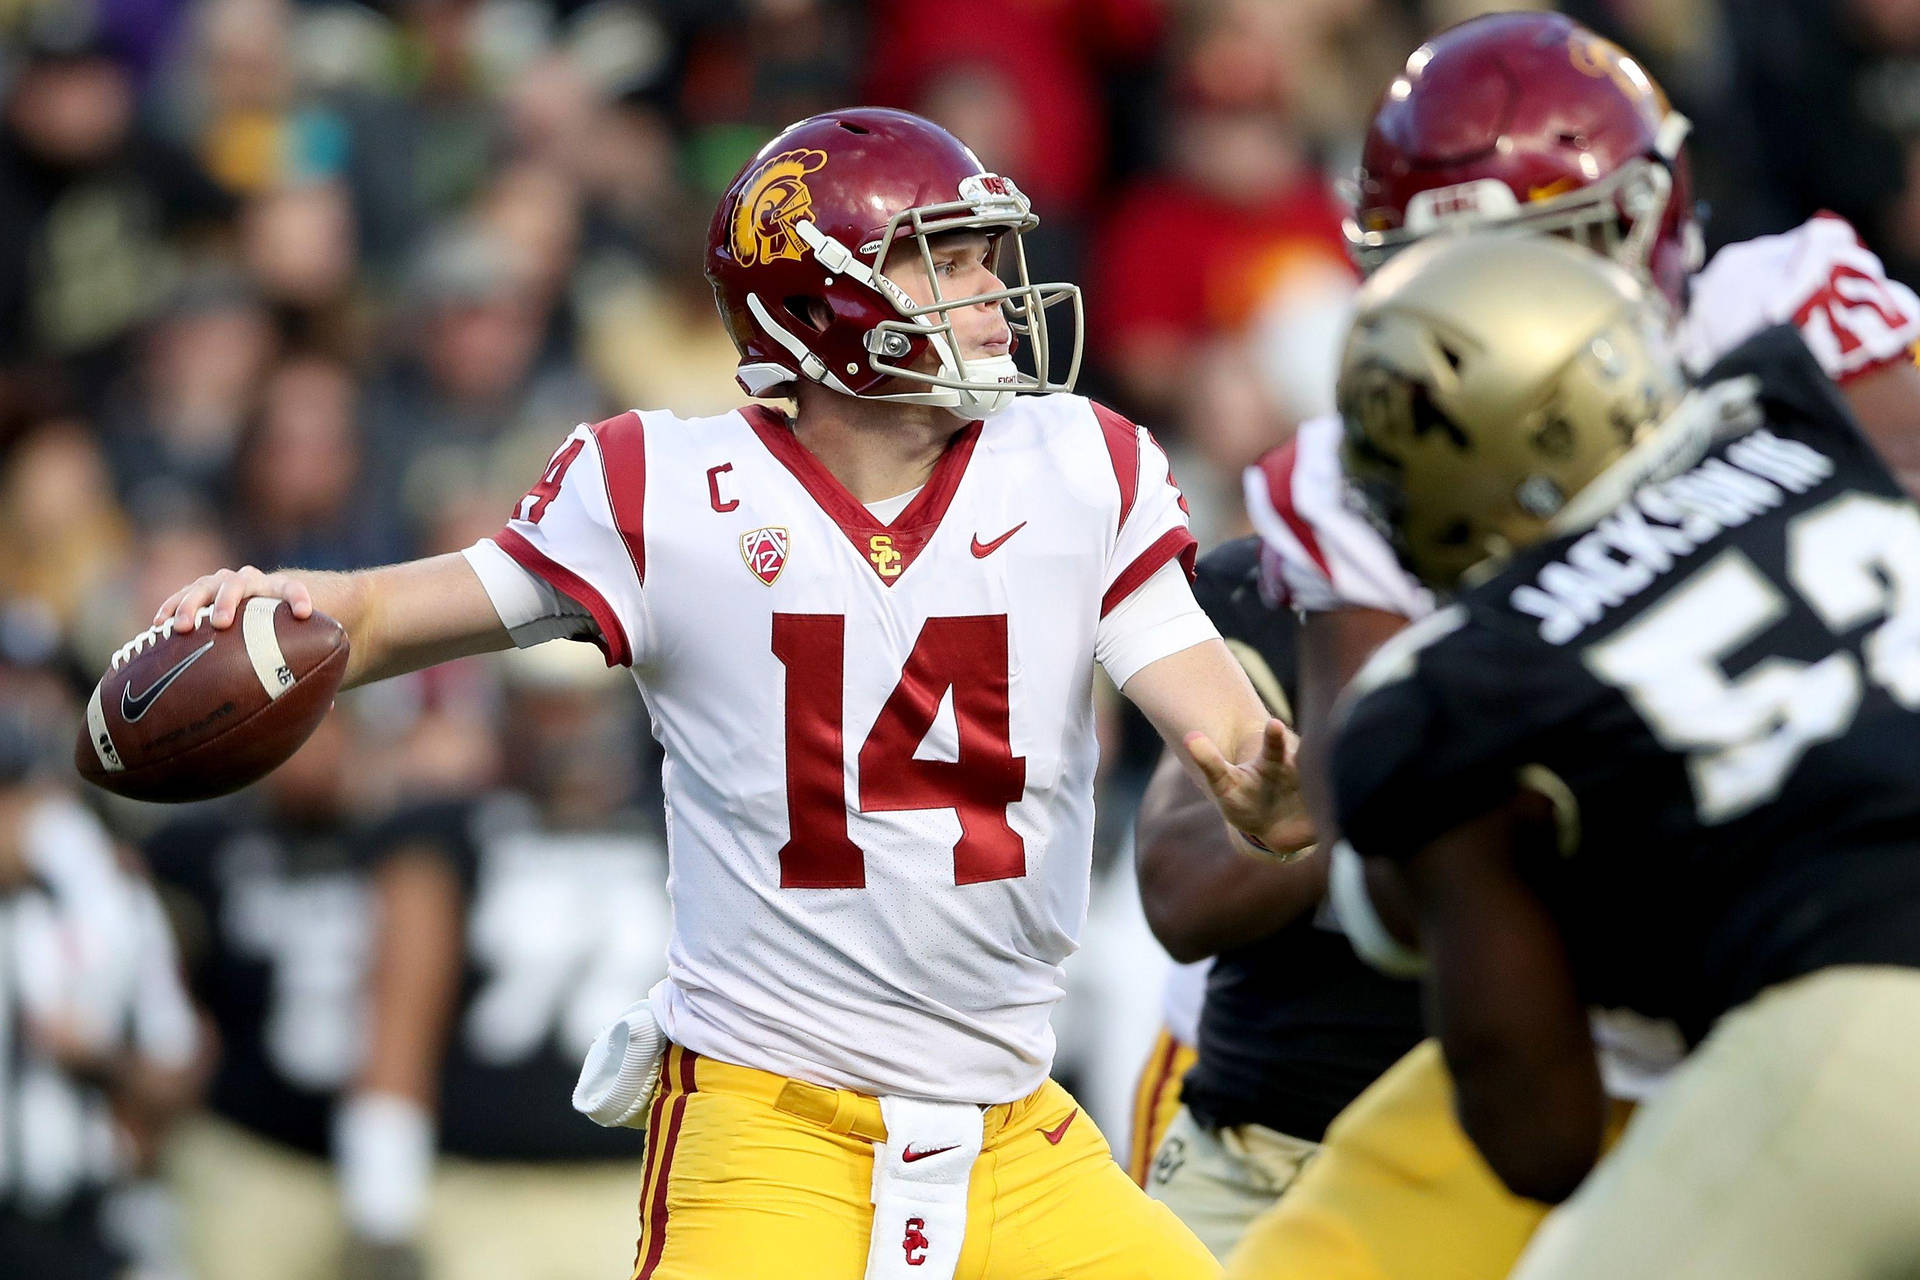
top-left (153, 109), bottom-right (1307, 1280)
top-left (1230, 12), bottom-right (1920, 1280)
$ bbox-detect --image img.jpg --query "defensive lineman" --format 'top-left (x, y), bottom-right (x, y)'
top-left (1333, 230), bottom-right (1920, 1279)
top-left (1231, 15), bottom-right (1920, 1279)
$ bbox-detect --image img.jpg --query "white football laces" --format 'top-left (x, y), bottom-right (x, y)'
top-left (111, 606), bottom-right (217, 671)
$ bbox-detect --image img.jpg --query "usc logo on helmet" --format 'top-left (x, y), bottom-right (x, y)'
top-left (1567, 31), bottom-right (1669, 120)
top-left (732, 148), bottom-right (828, 266)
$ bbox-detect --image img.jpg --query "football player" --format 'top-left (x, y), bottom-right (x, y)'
top-left (339, 642), bottom-right (666, 1277)
top-left (145, 715), bottom-right (380, 1280)
top-left (1124, 960), bottom-right (1205, 1189)
top-left (148, 108), bottom-right (1310, 1280)
top-left (1231, 13), bottom-right (1920, 1280)
top-left (1331, 229), bottom-right (1920, 1278)
top-left (1131, 539), bottom-right (1424, 1260)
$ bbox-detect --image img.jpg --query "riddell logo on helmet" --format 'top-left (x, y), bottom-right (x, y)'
top-left (732, 149), bottom-right (828, 266)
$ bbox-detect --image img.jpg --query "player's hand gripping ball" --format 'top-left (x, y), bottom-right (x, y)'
top-left (75, 600), bottom-right (349, 802)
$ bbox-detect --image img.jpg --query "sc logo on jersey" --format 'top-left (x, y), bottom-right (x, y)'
top-left (741, 526), bottom-right (790, 585)
top-left (902, 1217), bottom-right (930, 1267)
top-left (869, 534), bottom-right (902, 578)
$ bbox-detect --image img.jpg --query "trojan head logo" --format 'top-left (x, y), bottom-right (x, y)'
top-left (1567, 31), bottom-right (1669, 123)
top-left (732, 149), bottom-right (829, 266)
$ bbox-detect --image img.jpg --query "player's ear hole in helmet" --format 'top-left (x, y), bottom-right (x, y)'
top-left (1334, 233), bottom-right (1735, 592)
top-left (706, 108), bottom-right (1083, 421)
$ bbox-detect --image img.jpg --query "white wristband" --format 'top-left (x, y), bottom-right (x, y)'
top-left (335, 1092), bottom-right (435, 1244)
top-left (1328, 840), bottom-right (1427, 978)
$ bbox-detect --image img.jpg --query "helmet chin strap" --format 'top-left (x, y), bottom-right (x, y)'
top-left (868, 331), bottom-right (1020, 419)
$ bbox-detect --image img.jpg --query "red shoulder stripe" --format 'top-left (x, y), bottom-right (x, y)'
top-left (591, 411), bottom-right (648, 586)
top-left (492, 528), bottom-right (632, 667)
top-left (1101, 527), bottom-right (1199, 618)
top-left (1255, 443), bottom-right (1332, 578)
top-left (1092, 401), bottom-right (1142, 531)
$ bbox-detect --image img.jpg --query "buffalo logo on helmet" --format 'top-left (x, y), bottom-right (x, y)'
top-left (740, 526), bottom-right (790, 585)
top-left (731, 148), bottom-right (829, 266)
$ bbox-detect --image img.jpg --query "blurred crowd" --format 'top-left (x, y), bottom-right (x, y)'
top-left (2, 0), bottom-right (1917, 1276)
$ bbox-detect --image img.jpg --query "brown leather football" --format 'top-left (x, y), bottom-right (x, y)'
top-left (76, 600), bottom-right (350, 802)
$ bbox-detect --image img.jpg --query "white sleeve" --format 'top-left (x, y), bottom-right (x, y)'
top-left (1100, 414), bottom-right (1199, 613)
top-left (1097, 557), bottom-right (1219, 689)
top-left (461, 538), bottom-right (600, 649)
top-left (493, 416), bottom-right (653, 666)
top-left (1680, 214), bottom-right (1920, 384)
top-left (1244, 417), bottom-right (1433, 619)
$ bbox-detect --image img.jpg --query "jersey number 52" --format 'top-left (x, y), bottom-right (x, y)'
top-left (1587, 493), bottom-right (1920, 823)
top-left (774, 613), bottom-right (1028, 888)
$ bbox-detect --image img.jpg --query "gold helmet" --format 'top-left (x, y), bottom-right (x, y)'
top-left (1337, 233), bottom-right (1687, 591)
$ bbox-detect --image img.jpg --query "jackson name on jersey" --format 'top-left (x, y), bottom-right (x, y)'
top-left (1332, 326), bottom-right (1920, 1040)
top-left (462, 393), bottom-right (1209, 1104)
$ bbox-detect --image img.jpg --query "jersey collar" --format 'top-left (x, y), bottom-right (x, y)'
top-left (742, 404), bottom-right (982, 587)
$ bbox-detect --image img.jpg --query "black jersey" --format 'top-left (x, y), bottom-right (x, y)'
top-left (370, 795), bottom-right (666, 1162)
top-left (1174, 538), bottom-right (1424, 1141)
top-left (145, 811), bottom-right (373, 1155)
top-left (1333, 326), bottom-right (1920, 1043)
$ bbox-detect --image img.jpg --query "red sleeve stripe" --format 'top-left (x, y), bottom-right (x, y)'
top-left (1101, 527), bottom-right (1199, 618)
top-left (591, 411), bottom-right (648, 586)
top-left (493, 527), bottom-right (633, 667)
top-left (1256, 443), bottom-right (1332, 578)
top-left (1092, 402), bottom-right (1142, 531)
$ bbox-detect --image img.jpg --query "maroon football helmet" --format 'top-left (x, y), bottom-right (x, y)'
top-left (705, 108), bottom-right (1082, 417)
top-left (1346, 12), bottom-right (1701, 307)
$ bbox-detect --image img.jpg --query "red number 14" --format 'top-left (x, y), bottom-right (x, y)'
top-left (772, 613), bottom-right (1028, 888)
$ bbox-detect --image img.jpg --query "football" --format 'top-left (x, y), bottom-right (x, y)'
top-left (75, 599), bottom-right (350, 803)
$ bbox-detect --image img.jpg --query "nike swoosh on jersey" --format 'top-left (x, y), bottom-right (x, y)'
top-left (900, 1144), bottom-right (961, 1163)
top-left (1038, 1108), bottom-right (1078, 1145)
top-left (970, 522), bottom-right (1027, 558)
top-left (120, 638), bottom-right (216, 722)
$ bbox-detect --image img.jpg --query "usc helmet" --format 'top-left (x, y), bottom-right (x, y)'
top-left (1347, 12), bottom-right (1702, 307)
top-left (1337, 234), bottom-right (1695, 591)
top-left (705, 107), bottom-right (1083, 419)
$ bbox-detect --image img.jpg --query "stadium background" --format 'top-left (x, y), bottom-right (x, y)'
top-left (1, 0), bottom-right (1916, 1276)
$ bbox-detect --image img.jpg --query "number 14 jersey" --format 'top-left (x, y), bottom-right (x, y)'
top-left (466, 395), bottom-right (1208, 1103)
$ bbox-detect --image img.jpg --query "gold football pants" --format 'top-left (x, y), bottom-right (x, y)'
top-left (628, 1044), bottom-right (1219, 1280)
top-left (1226, 1039), bottom-right (1632, 1280)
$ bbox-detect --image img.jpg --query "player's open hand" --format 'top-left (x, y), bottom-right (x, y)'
top-left (1183, 718), bottom-right (1314, 861)
top-left (154, 566), bottom-right (315, 634)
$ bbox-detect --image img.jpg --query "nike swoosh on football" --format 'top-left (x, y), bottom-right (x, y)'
top-left (1039, 1108), bottom-right (1078, 1145)
top-left (120, 638), bottom-right (217, 723)
top-left (970, 522), bottom-right (1027, 558)
top-left (900, 1144), bottom-right (961, 1163)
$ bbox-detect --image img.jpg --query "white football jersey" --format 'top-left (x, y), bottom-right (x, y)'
top-left (478, 394), bottom-right (1209, 1103)
top-left (1250, 214), bottom-right (1920, 617)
